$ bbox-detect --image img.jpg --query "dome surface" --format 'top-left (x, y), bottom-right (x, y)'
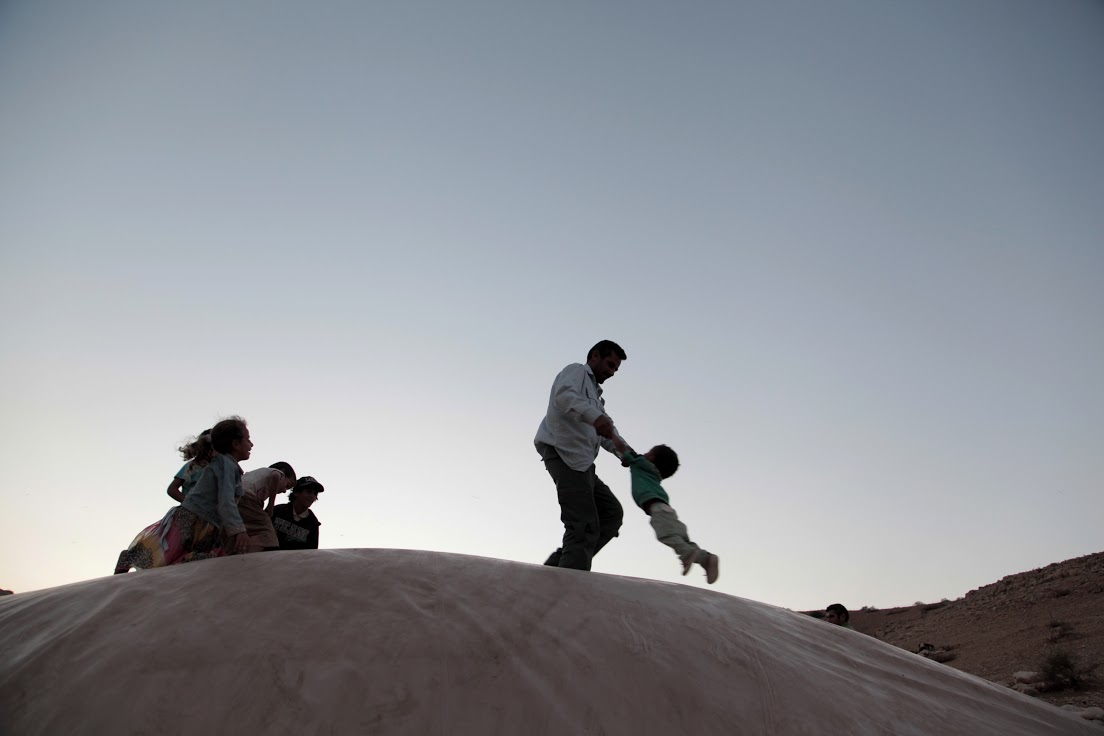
top-left (0, 549), bottom-right (1094, 735)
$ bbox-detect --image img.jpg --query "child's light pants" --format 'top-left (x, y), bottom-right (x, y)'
top-left (648, 502), bottom-right (707, 560)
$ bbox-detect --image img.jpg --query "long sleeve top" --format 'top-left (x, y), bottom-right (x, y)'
top-left (181, 453), bottom-right (246, 536)
top-left (534, 362), bottom-right (618, 471)
top-left (624, 451), bottom-right (670, 508)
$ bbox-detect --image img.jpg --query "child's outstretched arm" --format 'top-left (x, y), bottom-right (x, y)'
top-left (607, 430), bottom-right (632, 459)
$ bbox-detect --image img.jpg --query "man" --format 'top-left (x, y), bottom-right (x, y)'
top-left (825, 603), bottom-right (854, 629)
top-left (272, 476), bottom-right (325, 550)
top-left (535, 340), bottom-right (627, 571)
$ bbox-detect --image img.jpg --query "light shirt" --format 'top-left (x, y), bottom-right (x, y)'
top-left (534, 362), bottom-right (617, 471)
top-left (181, 453), bottom-right (246, 536)
top-left (242, 467), bottom-right (284, 503)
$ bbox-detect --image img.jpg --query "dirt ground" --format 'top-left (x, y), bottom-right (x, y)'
top-left (812, 551), bottom-right (1104, 711)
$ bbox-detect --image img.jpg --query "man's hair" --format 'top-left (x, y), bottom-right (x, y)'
top-left (650, 444), bottom-right (680, 479)
top-left (210, 416), bottom-right (247, 454)
top-left (826, 603), bottom-right (850, 622)
top-left (587, 340), bottom-right (627, 362)
top-left (269, 461), bottom-right (296, 484)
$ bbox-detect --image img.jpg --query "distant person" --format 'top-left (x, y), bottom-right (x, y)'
top-left (272, 476), bottom-right (325, 550)
top-left (115, 428), bottom-right (214, 572)
top-left (238, 462), bottom-right (297, 552)
top-left (825, 603), bottom-right (853, 629)
top-left (618, 440), bottom-right (719, 583)
top-left (535, 340), bottom-right (627, 571)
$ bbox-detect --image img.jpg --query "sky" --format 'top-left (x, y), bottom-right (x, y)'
top-left (0, 1), bottom-right (1101, 611)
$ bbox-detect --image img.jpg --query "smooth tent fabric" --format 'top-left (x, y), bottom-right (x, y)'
top-left (0, 549), bottom-right (1095, 735)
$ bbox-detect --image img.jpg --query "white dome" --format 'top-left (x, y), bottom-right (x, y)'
top-left (0, 549), bottom-right (1094, 735)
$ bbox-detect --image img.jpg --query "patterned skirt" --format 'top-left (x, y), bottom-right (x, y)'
top-left (114, 507), bottom-right (226, 573)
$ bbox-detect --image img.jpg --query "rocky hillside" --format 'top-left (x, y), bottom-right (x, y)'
top-left (841, 551), bottom-right (1104, 714)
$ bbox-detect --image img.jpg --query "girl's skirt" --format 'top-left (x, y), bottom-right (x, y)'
top-left (114, 507), bottom-right (226, 572)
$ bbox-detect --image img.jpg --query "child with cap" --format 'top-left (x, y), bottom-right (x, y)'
top-left (272, 476), bottom-right (325, 550)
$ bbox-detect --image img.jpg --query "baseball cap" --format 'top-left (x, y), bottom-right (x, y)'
top-left (295, 476), bottom-right (324, 493)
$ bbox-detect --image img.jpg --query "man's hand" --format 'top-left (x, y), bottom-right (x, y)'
top-left (593, 415), bottom-right (615, 438)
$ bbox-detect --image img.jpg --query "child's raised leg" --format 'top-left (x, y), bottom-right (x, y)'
top-left (645, 501), bottom-right (719, 584)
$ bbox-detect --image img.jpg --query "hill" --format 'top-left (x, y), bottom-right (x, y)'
top-left (839, 551), bottom-right (1104, 714)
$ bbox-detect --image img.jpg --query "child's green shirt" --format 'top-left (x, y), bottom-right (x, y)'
top-left (625, 451), bottom-right (670, 508)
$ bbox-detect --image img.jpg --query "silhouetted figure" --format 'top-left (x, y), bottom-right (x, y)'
top-left (535, 340), bottom-right (627, 571)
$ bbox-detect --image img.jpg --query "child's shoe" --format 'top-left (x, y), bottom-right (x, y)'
top-left (680, 550), bottom-right (701, 576)
top-left (702, 553), bottom-right (719, 584)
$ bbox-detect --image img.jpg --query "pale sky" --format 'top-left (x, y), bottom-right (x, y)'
top-left (1, 1), bottom-right (1101, 610)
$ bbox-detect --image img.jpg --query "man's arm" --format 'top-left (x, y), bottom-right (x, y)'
top-left (551, 364), bottom-right (627, 454)
top-left (552, 364), bottom-right (606, 426)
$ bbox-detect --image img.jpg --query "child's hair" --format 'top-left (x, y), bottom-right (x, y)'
top-left (179, 429), bottom-right (214, 465)
top-left (210, 416), bottom-right (248, 454)
top-left (269, 461), bottom-right (296, 484)
top-left (650, 445), bottom-right (680, 479)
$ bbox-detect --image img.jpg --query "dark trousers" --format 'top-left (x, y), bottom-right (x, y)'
top-left (539, 444), bottom-right (623, 571)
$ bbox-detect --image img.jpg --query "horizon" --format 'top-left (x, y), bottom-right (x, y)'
top-left (1, 1), bottom-right (1102, 611)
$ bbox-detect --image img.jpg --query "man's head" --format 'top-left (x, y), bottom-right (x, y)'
top-left (643, 445), bottom-right (679, 479)
top-left (586, 340), bottom-right (627, 384)
top-left (825, 603), bottom-right (850, 626)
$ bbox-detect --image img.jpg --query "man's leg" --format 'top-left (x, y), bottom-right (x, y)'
top-left (536, 443), bottom-right (563, 566)
top-left (590, 474), bottom-right (623, 558)
top-left (541, 451), bottom-right (600, 571)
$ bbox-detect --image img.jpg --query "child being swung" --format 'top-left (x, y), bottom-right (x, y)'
top-left (615, 438), bottom-right (719, 584)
